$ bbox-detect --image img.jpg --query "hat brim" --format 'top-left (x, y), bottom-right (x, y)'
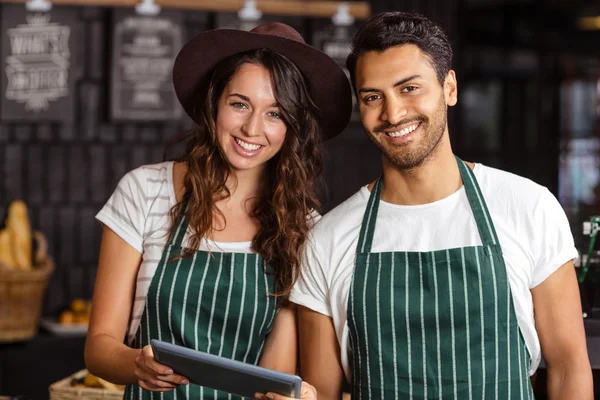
top-left (172, 29), bottom-right (353, 140)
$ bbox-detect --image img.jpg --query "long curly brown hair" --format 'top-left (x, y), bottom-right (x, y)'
top-left (167, 48), bottom-right (323, 299)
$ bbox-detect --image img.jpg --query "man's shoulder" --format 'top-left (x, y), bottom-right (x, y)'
top-left (474, 163), bottom-right (555, 220)
top-left (475, 163), bottom-right (547, 199)
top-left (312, 186), bottom-right (369, 239)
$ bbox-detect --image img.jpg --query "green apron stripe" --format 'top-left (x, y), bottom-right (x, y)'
top-left (348, 265), bottom-right (361, 400)
top-left (489, 250), bottom-right (499, 400)
top-left (419, 252), bottom-right (428, 398)
top-left (231, 254), bottom-right (248, 359)
top-left (254, 304), bottom-right (278, 364)
top-left (432, 251), bottom-right (442, 399)
top-left (518, 317), bottom-right (523, 398)
top-left (522, 342), bottom-right (528, 399)
top-left (167, 256), bottom-right (185, 344)
top-left (475, 249), bottom-right (486, 399)
top-left (153, 253), bottom-right (170, 343)
top-left (507, 273), bottom-right (512, 398)
top-left (180, 252), bottom-right (198, 347)
top-left (253, 269), bottom-right (275, 365)
top-left (206, 254), bottom-right (224, 353)
top-left (390, 254), bottom-right (399, 399)
top-left (254, 269), bottom-right (271, 352)
top-left (242, 256), bottom-right (260, 362)
top-left (218, 255), bottom-right (236, 356)
top-left (376, 253), bottom-right (385, 398)
top-left (404, 252), bottom-right (413, 398)
top-left (194, 254), bottom-right (211, 350)
top-left (461, 247), bottom-right (473, 400)
top-left (446, 249), bottom-right (458, 400)
top-left (363, 253), bottom-right (373, 399)
top-left (527, 355), bottom-right (534, 400)
top-left (351, 259), bottom-right (362, 400)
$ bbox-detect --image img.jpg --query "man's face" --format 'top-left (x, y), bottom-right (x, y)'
top-left (355, 44), bottom-right (457, 169)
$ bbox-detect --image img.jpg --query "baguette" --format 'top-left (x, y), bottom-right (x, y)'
top-left (6, 200), bottom-right (32, 270)
top-left (0, 228), bottom-right (16, 269)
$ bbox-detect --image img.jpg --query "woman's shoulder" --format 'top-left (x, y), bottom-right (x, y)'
top-left (134, 161), bottom-right (174, 181)
top-left (115, 161), bottom-right (176, 208)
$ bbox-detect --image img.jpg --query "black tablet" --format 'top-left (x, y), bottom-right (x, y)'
top-left (151, 339), bottom-right (302, 399)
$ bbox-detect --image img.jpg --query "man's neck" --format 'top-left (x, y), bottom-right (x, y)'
top-left (379, 136), bottom-right (462, 206)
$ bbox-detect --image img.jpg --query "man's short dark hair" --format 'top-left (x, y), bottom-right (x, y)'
top-left (346, 12), bottom-right (453, 88)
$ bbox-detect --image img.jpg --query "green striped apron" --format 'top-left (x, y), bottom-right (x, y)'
top-left (124, 208), bottom-right (278, 399)
top-left (348, 157), bottom-right (534, 399)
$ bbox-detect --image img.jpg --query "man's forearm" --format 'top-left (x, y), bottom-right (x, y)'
top-left (546, 363), bottom-right (593, 400)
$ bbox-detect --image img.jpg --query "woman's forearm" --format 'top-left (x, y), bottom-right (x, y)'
top-left (84, 332), bottom-right (141, 385)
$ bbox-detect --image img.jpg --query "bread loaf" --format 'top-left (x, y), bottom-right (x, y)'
top-left (6, 200), bottom-right (32, 270)
top-left (0, 228), bottom-right (16, 269)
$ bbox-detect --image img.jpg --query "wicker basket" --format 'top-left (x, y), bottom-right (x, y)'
top-left (49, 369), bottom-right (125, 400)
top-left (0, 231), bottom-right (55, 343)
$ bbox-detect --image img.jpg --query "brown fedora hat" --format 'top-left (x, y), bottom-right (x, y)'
top-left (172, 22), bottom-right (352, 140)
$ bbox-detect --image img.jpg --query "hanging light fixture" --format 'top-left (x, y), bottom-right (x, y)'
top-left (135, 0), bottom-right (160, 16)
top-left (332, 3), bottom-right (354, 27)
top-left (238, 0), bottom-right (263, 22)
top-left (26, 0), bottom-right (52, 12)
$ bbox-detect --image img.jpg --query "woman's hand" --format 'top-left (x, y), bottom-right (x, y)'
top-left (255, 381), bottom-right (317, 400)
top-left (134, 345), bottom-right (189, 391)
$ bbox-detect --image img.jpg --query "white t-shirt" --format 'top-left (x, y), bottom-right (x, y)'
top-left (289, 163), bottom-right (578, 382)
top-left (96, 161), bottom-right (254, 344)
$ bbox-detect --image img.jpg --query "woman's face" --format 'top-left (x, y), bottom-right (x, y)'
top-left (215, 63), bottom-right (287, 173)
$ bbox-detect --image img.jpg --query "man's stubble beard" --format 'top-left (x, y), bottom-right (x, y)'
top-left (368, 96), bottom-right (448, 170)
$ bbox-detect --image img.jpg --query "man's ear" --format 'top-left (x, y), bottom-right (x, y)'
top-left (445, 70), bottom-right (458, 107)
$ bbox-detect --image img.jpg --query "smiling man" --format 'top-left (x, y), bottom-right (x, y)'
top-left (289, 12), bottom-right (593, 400)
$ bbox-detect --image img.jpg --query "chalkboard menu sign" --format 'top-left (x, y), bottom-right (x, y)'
top-left (0, 4), bottom-right (82, 122)
top-left (110, 10), bottom-right (183, 121)
top-left (313, 25), bottom-right (360, 122)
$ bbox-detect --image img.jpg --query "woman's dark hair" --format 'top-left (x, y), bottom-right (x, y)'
top-left (346, 12), bottom-right (453, 88)
top-left (167, 48), bottom-right (323, 300)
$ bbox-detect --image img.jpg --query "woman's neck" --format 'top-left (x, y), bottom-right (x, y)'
top-left (224, 166), bottom-right (268, 205)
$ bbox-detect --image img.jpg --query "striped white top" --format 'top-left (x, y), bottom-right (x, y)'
top-left (96, 161), bottom-right (254, 344)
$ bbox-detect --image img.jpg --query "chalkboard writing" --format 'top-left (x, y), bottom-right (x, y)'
top-left (110, 10), bottom-right (183, 121)
top-left (1, 5), bottom-right (81, 121)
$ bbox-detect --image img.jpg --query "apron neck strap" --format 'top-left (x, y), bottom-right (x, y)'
top-left (356, 178), bottom-right (384, 254)
top-left (455, 155), bottom-right (500, 246)
top-left (169, 193), bottom-right (191, 248)
top-left (356, 156), bottom-right (499, 254)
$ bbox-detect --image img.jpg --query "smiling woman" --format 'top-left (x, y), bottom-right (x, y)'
top-left (83, 22), bottom-right (352, 400)
top-left (216, 59), bottom-right (290, 172)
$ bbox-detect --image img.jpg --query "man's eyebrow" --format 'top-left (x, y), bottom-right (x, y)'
top-left (358, 75), bottom-right (422, 94)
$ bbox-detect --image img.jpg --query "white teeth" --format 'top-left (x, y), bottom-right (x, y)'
top-left (235, 138), bottom-right (262, 151)
top-left (386, 123), bottom-right (419, 138)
